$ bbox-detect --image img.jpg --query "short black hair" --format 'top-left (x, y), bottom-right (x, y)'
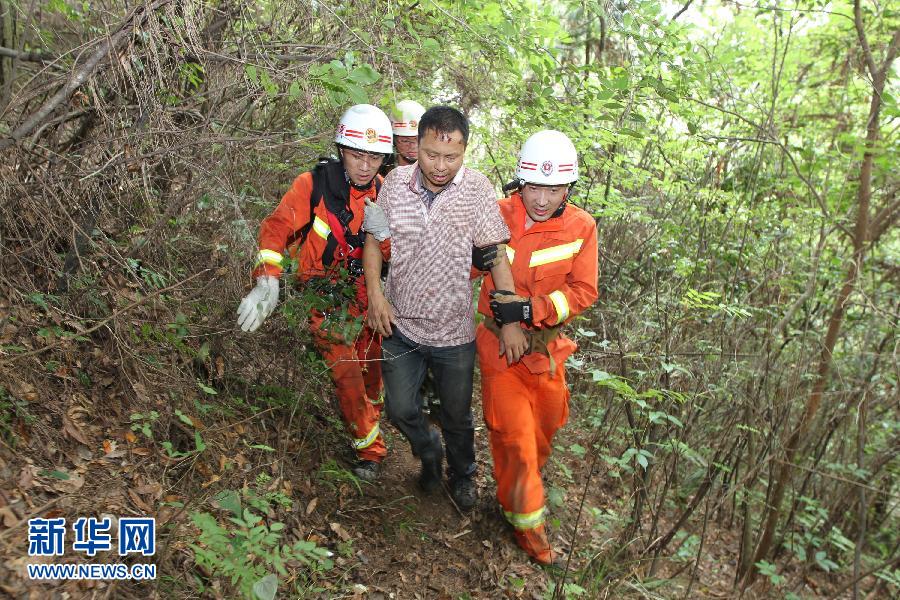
top-left (418, 105), bottom-right (469, 145)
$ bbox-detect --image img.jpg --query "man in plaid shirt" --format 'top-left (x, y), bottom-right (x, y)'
top-left (362, 106), bottom-right (528, 510)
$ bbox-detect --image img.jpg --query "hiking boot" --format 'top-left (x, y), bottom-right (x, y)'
top-left (352, 460), bottom-right (380, 482)
top-left (450, 475), bottom-right (477, 511)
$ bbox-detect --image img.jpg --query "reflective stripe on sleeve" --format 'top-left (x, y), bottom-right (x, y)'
top-left (255, 249), bottom-right (284, 268)
top-left (503, 506), bottom-right (546, 530)
top-left (506, 246), bottom-right (516, 264)
top-left (529, 239), bottom-right (583, 267)
top-left (353, 424), bottom-right (380, 450)
top-left (312, 216), bottom-right (331, 240)
top-left (549, 290), bottom-right (569, 324)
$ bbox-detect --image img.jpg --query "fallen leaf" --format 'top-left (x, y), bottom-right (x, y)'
top-left (305, 498), bottom-right (318, 516)
top-left (131, 447), bottom-right (151, 456)
top-left (330, 522), bottom-right (351, 542)
top-left (133, 482), bottom-right (162, 497)
top-left (52, 472), bottom-right (84, 494)
top-left (215, 356), bottom-right (224, 378)
top-left (127, 489), bottom-right (152, 513)
top-left (62, 414), bottom-right (90, 446)
top-left (18, 466), bottom-right (34, 490)
top-left (124, 431), bottom-right (137, 444)
top-left (0, 506), bottom-right (18, 528)
top-left (200, 475), bottom-right (221, 489)
top-left (103, 439), bottom-right (116, 454)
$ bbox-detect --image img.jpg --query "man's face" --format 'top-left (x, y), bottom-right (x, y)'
top-left (521, 183), bottom-right (567, 223)
top-left (417, 128), bottom-right (466, 192)
top-left (341, 147), bottom-right (384, 187)
top-left (395, 135), bottom-right (418, 165)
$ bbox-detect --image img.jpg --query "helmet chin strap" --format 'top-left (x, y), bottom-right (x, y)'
top-left (550, 191), bottom-right (568, 218)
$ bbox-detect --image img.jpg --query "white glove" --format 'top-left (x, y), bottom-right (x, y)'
top-left (363, 198), bottom-right (391, 241)
top-left (237, 276), bottom-right (280, 332)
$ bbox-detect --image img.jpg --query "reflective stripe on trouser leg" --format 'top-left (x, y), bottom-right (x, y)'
top-left (310, 312), bottom-right (386, 462)
top-left (353, 423), bottom-right (380, 449)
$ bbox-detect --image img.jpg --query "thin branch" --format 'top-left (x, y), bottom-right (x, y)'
top-left (853, 0), bottom-right (879, 80)
top-left (0, 0), bottom-right (174, 151)
top-left (0, 45), bottom-right (54, 63)
top-left (671, 1), bottom-right (694, 22)
top-left (0, 269), bottom-right (210, 364)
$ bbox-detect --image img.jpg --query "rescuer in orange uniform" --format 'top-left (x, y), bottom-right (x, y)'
top-left (236, 104), bottom-right (394, 482)
top-left (390, 100), bottom-right (426, 168)
top-left (474, 130), bottom-right (598, 565)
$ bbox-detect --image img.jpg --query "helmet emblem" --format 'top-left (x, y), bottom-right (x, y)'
top-left (541, 161), bottom-right (554, 176)
top-left (338, 124), bottom-right (345, 136)
top-left (408, 119), bottom-right (418, 129)
top-left (365, 128), bottom-right (378, 144)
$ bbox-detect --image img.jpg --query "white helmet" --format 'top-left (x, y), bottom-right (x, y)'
top-left (391, 100), bottom-right (426, 136)
top-left (515, 130), bottom-right (579, 185)
top-left (335, 104), bottom-right (393, 154)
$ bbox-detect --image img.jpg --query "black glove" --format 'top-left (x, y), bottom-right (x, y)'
top-left (489, 290), bottom-right (533, 326)
top-left (472, 244), bottom-right (499, 271)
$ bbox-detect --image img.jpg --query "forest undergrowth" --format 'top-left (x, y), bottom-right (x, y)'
top-left (0, 1), bottom-right (897, 598)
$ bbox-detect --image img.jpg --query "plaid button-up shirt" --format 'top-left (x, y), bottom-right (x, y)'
top-left (378, 164), bottom-right (510, 346)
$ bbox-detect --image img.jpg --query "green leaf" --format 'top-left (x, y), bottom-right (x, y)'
top-left (344, 82), bottom-right (368, 104)
top-left (636, 453), bottom-right (649, 469)
top-left (288, 81), bottom-right (301, 100)
top-left (348, 65), bottom-right (380, 85)
top-left (569, 443), bottom-right (586, 457)
top-left (245, 441), bottom-right (276, 452)
top-left (175, 409), bottom-right (194, 427)
top-left (40, 469), bottom-right (70, 480)
top-left (214, 489), bottom-right (242, 516)
top-left (197, 381), bottom-right (218, 395)
top-left (28, 293), bottom-right (49, 311)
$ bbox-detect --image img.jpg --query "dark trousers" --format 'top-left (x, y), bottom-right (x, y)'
top-left (381, 325), bottom-right (476, 479)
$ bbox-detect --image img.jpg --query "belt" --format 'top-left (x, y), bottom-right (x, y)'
top-left (483, 319), bottom-right (561, 357)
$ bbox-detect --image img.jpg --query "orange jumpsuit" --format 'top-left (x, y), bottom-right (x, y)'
top-left (476, 193), bottom-right (598, 564)
top-left (253, 169), bottom-right (386, 463)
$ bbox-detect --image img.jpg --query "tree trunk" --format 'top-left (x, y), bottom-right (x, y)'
top-left (741, 3), bottom-right (899, 586)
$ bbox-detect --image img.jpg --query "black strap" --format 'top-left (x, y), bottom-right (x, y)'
top-left (299, 158), bottom-right (381, 267)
